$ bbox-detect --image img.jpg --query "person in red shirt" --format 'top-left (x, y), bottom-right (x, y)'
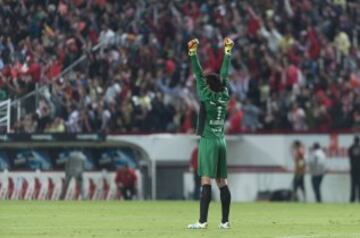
top-left (46, 57), bottom-right (62, 81)
top-left (27, 59), bottom-right (41, 83)
top-left (307, 27), bottom-right (321, 60)
top-left (246, 6), bottom-right (261, 38)
top-left (115, 164), bottom-right (137, 200)
top-left (226, 102), bottom-right (243, 134)
top-left (189, 144), bottom-right (200, 200)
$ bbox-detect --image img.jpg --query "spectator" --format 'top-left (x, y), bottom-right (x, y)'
top-left (99, 25), bottom-right (116, 47)
top-left (288, 103), bottom-right (307, 131)
top-left (104, 82), bottom-right (121, 105)
top-left (242, 99), bottom-right (261, 131)
top-left (66, 105), bottom-right (81, 133)
top-left (225, 102), bottom-right (243, 134)
top-left (334, 30), bottom-right (351, 56)
top-left (0, 0), bottom-right (358, 134)
top-left (348, 136), bottom-right (360, 202)
top-left (45, 117), bottom-right (65, 133)
top-left (308, 143), bottom-right (326, 203)
top-left (115, 164), bottom-right (137, 200)
top-left (259, 21), bottom-right (283, 53)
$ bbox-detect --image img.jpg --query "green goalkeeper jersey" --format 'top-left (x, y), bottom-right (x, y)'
top-left (190, 54), bottom-right (231, 138)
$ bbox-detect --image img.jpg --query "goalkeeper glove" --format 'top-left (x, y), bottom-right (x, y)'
top-left (188, 38), bottom-right (199, 56)
top-left (224, 37), bottom-right (234, 55)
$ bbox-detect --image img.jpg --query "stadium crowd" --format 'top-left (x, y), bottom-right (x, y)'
top-left (0, 0), bottom-right (360, 133)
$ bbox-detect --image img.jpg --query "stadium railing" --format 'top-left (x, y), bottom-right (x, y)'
top-left (7, 33), bottom-right (119, 131)
top-left (0, 99), bottom-right (11, 133)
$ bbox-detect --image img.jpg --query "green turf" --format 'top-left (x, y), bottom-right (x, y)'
top-left (1, 201), bottom-right (360, 238)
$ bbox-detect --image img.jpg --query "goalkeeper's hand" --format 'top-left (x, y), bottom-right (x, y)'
top-left (188, 38), bottom-right (199, 56)
top-left (224, 37), bottom-right (234, 55)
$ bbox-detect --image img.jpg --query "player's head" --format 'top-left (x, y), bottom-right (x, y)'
top-left (293, 140), bottom-right (301, 148)
top-left (312, 142), bottom-right (320, 150)
top-left (205, 73), bottom-right (224, 93)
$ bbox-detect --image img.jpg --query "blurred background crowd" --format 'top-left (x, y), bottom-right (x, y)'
top-left (0, 0), bottom-right (360, 134)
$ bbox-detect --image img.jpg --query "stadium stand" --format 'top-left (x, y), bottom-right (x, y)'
top-left (0, 0), bottom-right (359, 133)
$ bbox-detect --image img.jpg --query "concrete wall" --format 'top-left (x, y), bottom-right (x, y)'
top-left (110, 133), bottom-right (355, 202)
top-left (184, 172), bottom-right (351, 203)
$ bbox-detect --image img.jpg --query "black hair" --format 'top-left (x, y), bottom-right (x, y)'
top-left (313, 142), bottom-right (320, 150)
top-left (293, 140), bottom-right (301, 147)
top-left (355, 136), bottom-right (360, 144)
top-left (205, 73), bottom-right (224, 92)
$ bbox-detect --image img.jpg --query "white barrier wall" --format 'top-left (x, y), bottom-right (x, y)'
top-left (0, 133), bottom-right (355, 202)
top-left (184, 172), bottom-right (351, 203)
top-left (110, 133), bottom-right (354, 171)
top-left (110, 133), bottom-right (355, 202)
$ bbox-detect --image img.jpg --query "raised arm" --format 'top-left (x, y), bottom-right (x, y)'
top-left (188, 38), bottom-right (203, 80)
top-left (220, 37), bottom-right (234, 87)
top-left (190, 53), bottom-right (204, 83)
top-left (188, 39), bottom-right (207, 98)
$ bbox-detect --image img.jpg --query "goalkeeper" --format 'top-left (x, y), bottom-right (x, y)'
top-left (187, 37), bottom-right (234, 229)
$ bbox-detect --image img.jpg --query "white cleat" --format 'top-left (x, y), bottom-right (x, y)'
top-left (219, 222), bottom-right (231, 229)
top-left (187, 222), bottom-right (208, 229)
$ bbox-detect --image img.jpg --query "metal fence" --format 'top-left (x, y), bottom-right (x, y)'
top-left (0, 99), bottom-right (11, 133)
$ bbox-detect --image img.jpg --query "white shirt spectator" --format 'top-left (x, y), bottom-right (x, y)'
top-left (99, 27), bottom-right (116, 46)
top-left (101, 109), bottom-right (111, 132)
top-left (66, 109), bottom-right (80, 133)
top-left (260, 26), bottom-right (283, 53)
top-left (104, 83), bottom-right (121, 104)
top-left (109, 49), bottom-right (120, 64)
top-left (308, 148), bottom-right (326, 176)
top-left (288, 106), bottom-right (307, 131)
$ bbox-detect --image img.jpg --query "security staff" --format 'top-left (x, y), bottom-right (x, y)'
top-left (61, 150), bottom-right (86, 200)
top-left (348, 136), bottom-right (360, 202)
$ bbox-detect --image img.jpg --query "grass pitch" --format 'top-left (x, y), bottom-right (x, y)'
top-left (1, 201), bottom-right (360, 238)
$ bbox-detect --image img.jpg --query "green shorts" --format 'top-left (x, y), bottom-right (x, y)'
top-left (198, 137), bottom-right (227, 178)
